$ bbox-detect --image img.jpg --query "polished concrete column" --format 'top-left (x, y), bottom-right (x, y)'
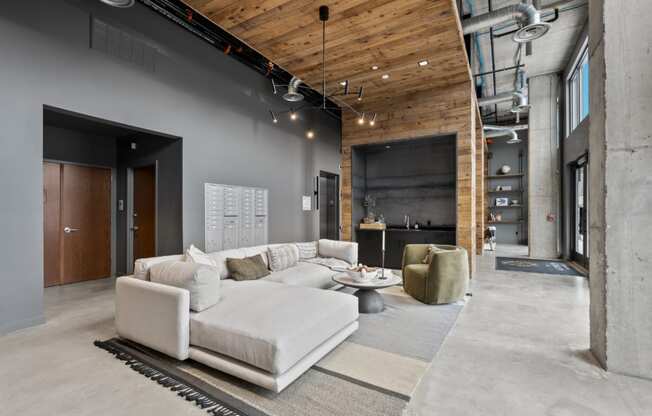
top-left (528, 74), bottom-right (561, 259)
top-left (589, 0), bottom-right (652, 379)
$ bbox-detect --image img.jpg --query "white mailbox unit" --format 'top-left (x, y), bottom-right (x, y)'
top-left (204, 183), bottom-right (268, 252)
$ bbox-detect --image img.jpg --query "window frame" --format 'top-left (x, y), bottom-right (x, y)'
top-left (565, 37), bottom-right (589, 137)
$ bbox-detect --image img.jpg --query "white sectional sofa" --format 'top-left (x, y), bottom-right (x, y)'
top-left (115, 239), bottom-right (359, 392)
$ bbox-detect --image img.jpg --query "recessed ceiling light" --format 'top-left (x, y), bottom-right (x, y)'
top-left (381, 74), bottom-right (390, 80)
top-left (339, 81), bottom-right (347, 86)
top-left (371, 65), bottom-right (379, 70)
top-left (418, 60), bottom-right (429, 67)
top-left (306, 130), bottom-right (315, 139)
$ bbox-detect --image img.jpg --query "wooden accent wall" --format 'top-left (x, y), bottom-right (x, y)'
top-left (475, 111), bottom-right (485, 255)
top-left (341, 82), bottom-right (477, 274)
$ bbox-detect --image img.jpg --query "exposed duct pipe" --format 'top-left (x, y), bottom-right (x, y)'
top-left (478, 91), bottom-right (517, 108)
top-left (484, 125), bottom-right (521, 144)
top-left (282, 77), bottom-right (304, 102)
top-left (462, 3), bottom-right (551, 43)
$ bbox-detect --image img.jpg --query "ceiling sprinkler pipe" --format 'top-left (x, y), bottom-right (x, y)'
top-left (462, 3), bottom-right (551, 42)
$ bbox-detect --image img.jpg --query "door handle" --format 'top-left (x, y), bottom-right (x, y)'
top-left (63, 227), bottom-right (80, 234)
top-left (131, 226), bottom-right (140, 232)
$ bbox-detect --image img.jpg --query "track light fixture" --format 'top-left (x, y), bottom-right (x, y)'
top-left (99, 0), bottom-right (135, 7)
top-left (266, 5), bottom-right (380, 134)
top-left (418, 60), bottom-right (429, 67)
top-left (382, 74), bottom-right (390, 80)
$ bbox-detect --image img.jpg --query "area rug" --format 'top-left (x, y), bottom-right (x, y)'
top-left (95, 286), bottom-right (463, 416)
top-left (496, 257), bottom-right (583, 276)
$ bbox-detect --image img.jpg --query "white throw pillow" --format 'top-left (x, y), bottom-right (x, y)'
top-left (295, 241), bottom-right (318, 259)
top-left (133, 254), bottom-right (184, 280)
top-left (318, 239), bottom-right (358, 265)
top-left (267, 244), bottom-right (299, 272)
top-left (149, 261), bottom-right (221, 312)
top-left (185, 244), bottom-right (218, 268)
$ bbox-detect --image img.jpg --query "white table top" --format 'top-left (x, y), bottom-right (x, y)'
top-left (332, 270), bottom-right (402, 289)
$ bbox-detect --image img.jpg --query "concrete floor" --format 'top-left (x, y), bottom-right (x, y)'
top-left (1, 257), bottom-right (651, 416)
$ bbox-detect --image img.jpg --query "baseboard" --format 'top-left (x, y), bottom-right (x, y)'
top-left (0, 314), bottom-right (46, 336)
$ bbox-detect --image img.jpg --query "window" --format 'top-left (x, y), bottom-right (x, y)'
top-left (567, 43), bottom-right (589, 134)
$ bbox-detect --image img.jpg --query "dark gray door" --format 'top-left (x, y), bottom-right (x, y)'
top-left (319, 171), bottom-right (340, 240)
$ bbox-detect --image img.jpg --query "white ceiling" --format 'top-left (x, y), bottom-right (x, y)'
top-left (463, 0), bottom-right (588, 124)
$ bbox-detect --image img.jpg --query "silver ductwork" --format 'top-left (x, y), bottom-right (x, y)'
top-left (484, 125), bottom-right (521, 144)
top-left (463, 3), bottom-right (551, 43)
top-left (99, 0), bottom-right (135, 7)
top-left (283, 77), bottom-right (304, 102)
top-left (478, 91), bottom-right (517, 108)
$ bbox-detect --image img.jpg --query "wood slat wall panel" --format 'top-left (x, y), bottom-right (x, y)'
top-left (341, 82), bottom-right (477, 274)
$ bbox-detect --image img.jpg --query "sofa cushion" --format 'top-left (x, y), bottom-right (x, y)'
top-left (262, 261), bottom-right (340, 289)
top-left (295, 241), bottom-right (318, 259)
top-left (318, 239), bottom-right (357, 265)
top-left (133, 254), bottom-right (185, 280)
top-left (267, 244), bottom-right (299, 272)
top-left (149, 261), bottom-right (221, 312)
top-left (190, 280), bottom-right (358, 375)
top-left (226, 254), bottom-right (270, 281)
top-left (185, 244), bottom-right (218, 268)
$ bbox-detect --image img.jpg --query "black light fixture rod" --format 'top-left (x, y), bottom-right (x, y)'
top-left (319, 5), bottom-right (329, 110)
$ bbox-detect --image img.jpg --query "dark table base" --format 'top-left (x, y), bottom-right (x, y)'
top-left (353, 289), bottom-right (385, 314)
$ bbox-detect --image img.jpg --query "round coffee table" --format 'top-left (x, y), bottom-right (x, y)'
top-left (332, 271), bottom-right (402, 314)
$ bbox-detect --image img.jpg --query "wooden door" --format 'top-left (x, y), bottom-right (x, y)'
top-left (43, 162), bottom-right (62, 287)
top-left (60, 164), bottom-right (111, 284)
top-left (133, 165), bottom-right (156, 260)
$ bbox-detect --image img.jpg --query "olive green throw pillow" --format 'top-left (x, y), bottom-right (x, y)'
top-left (226, 254), bottom-right (270, 281)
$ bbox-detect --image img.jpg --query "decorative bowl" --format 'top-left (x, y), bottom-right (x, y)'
top-left (500, 165), bottom-right (512, 174)
top-left (345, 268), bottom-right (376, 282)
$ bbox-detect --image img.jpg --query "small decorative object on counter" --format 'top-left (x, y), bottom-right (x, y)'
top-left (499, 165), bottom-right (512, 174)
top-left (414, 222), bottom-right (420, 230)
top-left (495, 213), bottom-right (503, 222)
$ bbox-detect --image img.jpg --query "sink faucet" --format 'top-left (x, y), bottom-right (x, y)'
top-left (404, 215), bottom-right (410, 229)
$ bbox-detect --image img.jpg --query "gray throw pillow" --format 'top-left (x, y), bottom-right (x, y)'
top-left (268, 244), bottom-right (299, 271)
top-left (149, 261), bottom-right (221, 312)
top-left (226, 254), bottom-right (270, 281)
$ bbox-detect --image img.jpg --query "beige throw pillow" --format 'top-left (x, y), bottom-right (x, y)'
top-left (185, 244), bottom-right (218, 268)
top-left (149, 261), bottom-right (221, 312)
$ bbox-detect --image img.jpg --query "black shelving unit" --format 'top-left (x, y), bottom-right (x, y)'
top-left (486, 149), bottom-right (527, 244)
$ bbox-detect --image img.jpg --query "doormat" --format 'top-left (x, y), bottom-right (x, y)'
top-left (496, 257), bottom-right (584, 276)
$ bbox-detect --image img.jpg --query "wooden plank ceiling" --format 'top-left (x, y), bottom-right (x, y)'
top-left (183, 0), bottom-right (472, 113)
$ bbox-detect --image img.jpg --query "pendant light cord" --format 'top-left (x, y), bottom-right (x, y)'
top-left (322, 19), bottom-right (326, 110)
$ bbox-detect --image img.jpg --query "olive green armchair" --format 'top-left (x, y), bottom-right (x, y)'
top-left (401, 244), bottom-right (469, 305)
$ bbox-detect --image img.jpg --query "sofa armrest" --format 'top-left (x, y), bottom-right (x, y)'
top-left (318, 239), bottom-right (358, 265)
top-left (115, 276), bottom-right (190, 360)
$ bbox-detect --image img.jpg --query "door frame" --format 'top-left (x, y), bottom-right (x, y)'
top-left (43, 159), bottom-right (116, 285)
top-left (126, 161), bottom-right (158, 273)
top-left (569, 154), bottom-right (589, 268)
top-left (318, 170), bottom-right (341, 240)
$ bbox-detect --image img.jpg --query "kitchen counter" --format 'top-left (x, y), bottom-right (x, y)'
top-left (355, 225), bottom-right (456, 268)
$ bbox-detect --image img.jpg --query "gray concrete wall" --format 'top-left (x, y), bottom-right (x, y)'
top-left (528, 74), bottom-right (561, 259)
top-left (589, 0), bottom-right (652, 379)
top-left (487, 130), bottom-right (528, 245)
top-left (0, 0), bottom-right (340, 334)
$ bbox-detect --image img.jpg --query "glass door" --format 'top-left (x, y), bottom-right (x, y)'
top-left (571, 156), bottom-right (589, 268)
